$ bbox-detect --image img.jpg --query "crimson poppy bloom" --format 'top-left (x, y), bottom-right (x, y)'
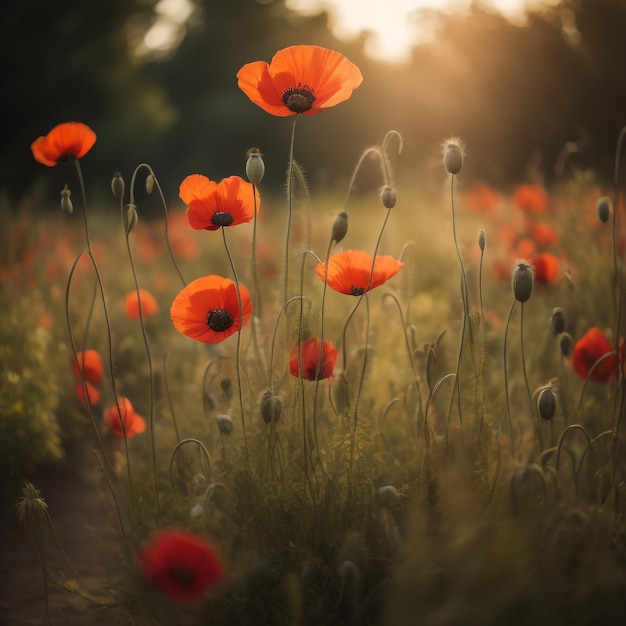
top-left (31, 122), bottom-right (96, 166)
top-left (139, 528), bottom-right (225, 603)
top-left (76, 381), bottom-right (100, 407)
top-left (104, 397), bottom-right (146, 438)
top-left (289, 337), bottom-right (338, 382)
top-left (72, 350), bottom-right (103, 385)
top-left (236, 45), bottom-right (362, 117)
top-left (180, 175), bottom-right (259, 231)
top-left (170, 275), bottom-right (252, 344)
top-left (532, 253), bottom-right (559, 283)
top-left (571, 327), bottom-right (620, 382)
top-left (125, 288), bottom-right (159, 319)
top-left (315, 250), bottom-right (404, 295)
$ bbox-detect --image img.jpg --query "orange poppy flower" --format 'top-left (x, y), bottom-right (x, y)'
top-left (104, 397), bottom-right (146, 439)
top-left (572, 327), bottom-right (621, 383)
top-left (530, 221), bottom-right (559, 247)
top-left (76, 381), bottom-right (100, 407)
top-left (72, 350), bottom-right (103, 385)
top-left (289, 338), bottom-right (338, 383)
top-left (315, 250), bottom-right (404, 295)
top-left (532, 252), bottom-right (559, 283)
top-left (513, 183), bottom-right (548, 213)
top-left (31, 122), bottom-right (96, 166)
top-left (170, 275), bottom-right (252, 344)
top-left (179, 175), bottom-right (259, 231)
top-left (125, 289), bottom-right (159, 319)
top-left (236, 45), bottom-right (362, 117)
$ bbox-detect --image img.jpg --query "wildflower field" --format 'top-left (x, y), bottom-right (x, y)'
top-left (3, 44), bottom-right (626, 625)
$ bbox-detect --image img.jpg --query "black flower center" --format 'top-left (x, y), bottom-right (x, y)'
top-left (282, 83), bottom-right (316, 113)
top-left (211, 211), bottom-right (234, 227)
top-left (351, 286), bottom-right (365, 296)
top-left (207, 309), bottom-right (234, 332)
top-left (170, 567), bottom-right (194, 586)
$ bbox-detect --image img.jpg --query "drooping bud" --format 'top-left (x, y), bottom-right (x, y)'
top-left (380, 185), bottom-right (397, 209)
top-left (216, 413), bottom-right (234, 435)
top-left (512, 262), bottom-right (534, 303)
top-left (145, 173), bottom-right (155, 195)
top-left (596, 196), bottom-right (610, 224)
top-left (443, 137), bottom-right (464, 175)
top-left (111, 172), bottom-right (125, 201)
top-left (60, 184), bottom-right (73, 214)
top-left (559, 332), bottom-right (574, 357)
top-left (331, 211), bottom-right (349, 245)
top-left (123, 204), bottom-right (138, 233)
top-left (550, 307), bottom-right (566, 335)
top-left (478, 229), bottom-right (486, 253)
top-left (245, 147), bottom-right (265, 186)
top-left (259, 388), bottom-right (283, 425)
top-left (537, 386), bottom-right (557, 420)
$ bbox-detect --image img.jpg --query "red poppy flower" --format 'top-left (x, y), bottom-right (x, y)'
top-left (315, 250), bottom-right (404, 295)
top-left (72, 350), bottom-right (103, 385)
top-left (572, 327), bottom-right (619, 382)
top-left (125, 289), bottom-right (159, 319)
top-left (104, 397), bottom-right (146, 438)
top-left (532, 253), bottom-right (559, 283)
top-left (180, 175), bottom-right (259, 231)
top-left (530, 222), bottom-right (559, 247)
top-left (31, 122), bottom-right (96, 166)
top-left (236, 45), bottom-right (362, 117)
top-left (76, 381), bottom-right (100, 407)
top-left (289, 338), bottom-right (338, 382)
top-left (139, 528), bottom-right (225, 603)
top-left (513, 183), bottom-right (548, 213)
top-left (170, 275), bottom-right (252, 344)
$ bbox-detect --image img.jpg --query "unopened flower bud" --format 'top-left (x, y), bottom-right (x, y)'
top-left (596, 196), bottom-right (610, 224)
top-left (123, 204), bottom-right (138, 233)
top-left (478, 229), bottom-right (486, 252)
top-left (331, 211), bottom-right (349, 244)
top-left (216, 413), bottom-right (233, 435)
top-left (60, 185), bottom-right (73, 214)
top-left (111, 172), bottom-right (125, 200)
top-left (443, 138), bottom-right (464, 175)
top-left (559, 332), bottom-right (573, 357)
top-left (375, 485), bottom-right (400, 508)
top-left (537, 386), bottom-right (557, 420)
top-left (145, 173), bottom-right (155, 194)
top-left (512, 262), bottom-right (534, 302)
top-left (380, 185), bottom-right (396, 209)
top-left (259, 388), bottom-right (283, 425)
top-left (246, 147), bottom-right (265, 185)
top-left (550, 307), bottom-right (565, 335)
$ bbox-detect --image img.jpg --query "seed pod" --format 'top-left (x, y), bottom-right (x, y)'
top-left (559, 332), bottom-right (574, 357)
top-left (111, 172), bottom-right (125, 200)
top-left (246, 147), bottom-right (265, 186)
top-left (380, 185), bottom-right (397, 209)
top-left (512, 262), bottom-right (533, 302)
top-left (331, 211), bottom-right (349, 244)
top-left (216, 413), bottom-right (233, 435)
top-left (443, 138), bottom-right (464, 175)
top-left (259, 388), bottom-right (283, 425)
top-left (478, 229), bottom-right (486, 252)
top-left (596, 196), bottom-right (610, 224)
top-left (60, 185), bottom-right (73, 214)
top-left (537, 386), bottom-right (557, 420)
top-left (145, 173), bottom-right (155, 194)
top-left (124, 204), bottom-right (138, 233)
top-left (550, 307), bottom-right (565, 335)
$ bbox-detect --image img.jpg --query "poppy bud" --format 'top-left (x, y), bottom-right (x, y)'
top-left (375, 485), bottom-right (400, 508)
top-left (331, 211), bottom-right (349, 244)
top-left (60, 184), bottom-right (73, 214)
top-left (443, 138), bottom-right (464, 175)
top-left (559, 332), bottom-right (574, 357)
top-left (550, 307), bottom-right (565, 335)
top-left (537, 386), bottom-right (557, 420)
top-left (124, 204), bottom-right (138, 233)
top-left (220, 377), bottom-right (233, 403)
top-left (203, 392), bottom-right (217, 414)
top-left (111, 172), bottom-right (125, 200)
top-left (596, 196), bottom-right (610, 224)
top-left (216, 413), bottom-right (233, 435)
top-left (259, 388), bottom-right (283, 425)
top-left (478, 229), bottom-right (486, 252)
top-left (145, 173), bottom-right (155, 195)
top-left (246, 147), bottom-right (265, 186)
top-left (380, 185), bottom-right (396, 209)
top-left (512, 262), bottom-right (533, 302)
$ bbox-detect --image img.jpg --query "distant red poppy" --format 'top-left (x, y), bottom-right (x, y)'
top-left (125, 288), bottom-right (159, 320)
top-left (237, 45), bottom-right (362, 117)
top-left (463, 183), bottom-right (502, 216)
top-left (72, 350), bottom-right (103, 385)
top-left (76, 381), bottom-right (100, 407)
top-left (530, 221), bottom-right (559, 247)
top-left (104, 397), bottom-right (146, 438)
top-left (513, 183), bottom-right (548, 213)
top-left (572, 327), bottom-right (620, 382)
top-left (316, 250), bottom-right (404, 295)
top-left (31, 122), bottom-right (96, 166)
top-left (139, 528), bottom-right (225, 603)
top-left (289, 337), bottom-right (338, 382)
top-left (532, 253), bottom-right (559, 283)
top-left (180, 175), bottom-right (259, 231)
top-left (516, 238), bottom-right (537, 260)
top-left (170, 275), bottom-right (252, 344)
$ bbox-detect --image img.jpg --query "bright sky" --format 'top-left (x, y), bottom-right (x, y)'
top-left (285, 0), bottom-right (560, 62)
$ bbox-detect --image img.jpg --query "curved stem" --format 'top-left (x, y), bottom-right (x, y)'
top-left (284, 115), bottom-right (298, 303)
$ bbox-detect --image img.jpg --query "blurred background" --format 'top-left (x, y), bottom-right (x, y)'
top-left (3, 0), bottom-right (626, 212)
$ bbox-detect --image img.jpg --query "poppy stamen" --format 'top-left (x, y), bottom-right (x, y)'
top-left (282, 83), bottom-right (316, 113)
top-left (207, 309), bottom-right (234, 332)
top-left (211, 211), bottom-right (235, 227)
top-left (350, 286), bottom-right (365, 296)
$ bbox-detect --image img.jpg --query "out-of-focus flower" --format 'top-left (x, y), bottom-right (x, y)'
top-left (289, 338), bottom-right (338, 383)
top-left (31, 122), bottom-right (96, 166)
top-left (237, 45), bottom-right (362, 117)
top-left (170, 275), bottom-right (252, 344)
top-left (571, 327), bottom-right (623, 383)
top-left (75, 381), bottom-right (100, 407)
top-left (513, 183), bottom-right (548, 213)
top-left (315, 250), bottom-right (404, 296)
top-left (532, 252), bottom-right (559, 283)
top-left (125, 289), bottom-right (159, 320)
top-left (104, 397), bottom-right (146, 438)
top-left (530, 221), bottom-right (559, 247)
top-left (139, 528), bottom-right (225, 603)
top-left (72, 350), bottom-right (103, 385)
top-left (463, 183), bottom-right (502, 216)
